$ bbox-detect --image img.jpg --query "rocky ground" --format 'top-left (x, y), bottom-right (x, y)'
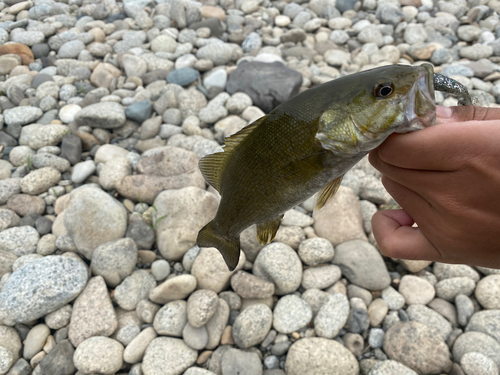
top-left (1, 0), bottom-right (500, 374)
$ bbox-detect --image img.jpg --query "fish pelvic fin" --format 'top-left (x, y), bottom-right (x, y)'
top-left (256, 215), bottom-right (283, 245)
top-left (314, 175), bottom-right (344, 212)
top-left (198, 116), bottom-right (267, 193)
top-left (197, 221), bottom-right (240, 271)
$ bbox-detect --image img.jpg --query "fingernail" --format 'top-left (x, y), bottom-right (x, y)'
top-left (436, 106), bottom-right (452, 118)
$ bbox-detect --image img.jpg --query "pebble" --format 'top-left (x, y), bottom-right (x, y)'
top-left (123, 327), bottom-right (157, 364)
top-left (73, 336), bottom-right (123, 375)
top-left (232, 304), bottom-right (273, 349)
top-left (231, 271), bottom-right (275, 299)
top-left (187, 289), bottom-right (219, 328)
top-left (453, 332), bottom-right (500, 368)
top-left (0, 256), bottom-right (87, 326)
top-left (475, 275), bottom-right (500, 309)
top-left (68, 276), bottom-right (117, 347)
top-left (383, 322), bottom-right (452, 374)
top-left (406, 304), bottom-right (453, 340)
top-left (466, 310), bottom-right (500, 343)
top-left (23, 324), bottom-right (50, 360)
top-left (285, 338), bottom-right (359, 375)
top-left (221, 348), bottom-right (263, 375)
top-left (153, 300), bottom-right (188, 337)
top-left (333, 240), bottom-right (391, 291)
top-left (314, 293), bottom-right (350, 339)
top-left (273, 294), bottom-right (313, 334)
top-left (253, 242), bottom-right (302, 295)
top-left (90, 238), bottom-right (137, 287)
top-left (64, 186), bottom-right (127, 260)
top-left (298, 237), bottom-right (334, 266)
top-left (149, 274), bottom-right (197, 305)
top-left (398, 275), bottom-right (436, 305)
top-left (435, 277), bottom-right (476, 301)
top-left (461, 352), bottom-right (499, 375)
top-left (369, 360), bottom-right (418, 375)
top-left (142, 337), bottom-right (197, 375)
top-left (114, 269), bottom-right (157, 311)
top-left (301, 264), bottom-right (341, 290)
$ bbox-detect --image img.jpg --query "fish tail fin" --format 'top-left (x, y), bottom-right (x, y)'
top-left (197, 221), bottom-right (240, 271)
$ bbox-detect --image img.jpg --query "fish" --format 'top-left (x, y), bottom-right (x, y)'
top-left (196, 63), bottom-right (440, 271)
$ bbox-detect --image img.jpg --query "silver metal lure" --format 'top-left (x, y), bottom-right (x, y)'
top-left (434, 73), bottom-right (473, 106)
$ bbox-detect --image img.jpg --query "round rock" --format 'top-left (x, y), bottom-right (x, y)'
top-left (273, 295), bottom-right (312, 334)
top-left (232, 304), bottom-right (273, 349)
top-left (383, 321), bottom-right (452, 374)
top-left (298, 237), bottom-right (334, 266)
top-left (142, 337), bottom-right (197, 375)
top-left (314, 293), bottom-right (350, 339)
top-left (90, 238), bottom-right (138, 288)
top-left (253, 242), bottom-right (302, 295)
top-left (475, 275), bottom-right (500, 309)
top-left (153, 300), bottom-right (188, 337)
top-left (285, 337), bottom-right (359, 375)
top-left (0, 256), bottom-right (87, 325)
top-left (73, 337), bottom-right (124, 375)
top-left (461, 352), bottom-right (499, 375)
top-left (398, 275), bottom-right (435, 305)
top-left (187, 289), bottom-right (219, 328)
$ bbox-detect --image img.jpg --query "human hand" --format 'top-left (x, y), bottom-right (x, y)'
top-left (368, 105), bottom-right (500, 268)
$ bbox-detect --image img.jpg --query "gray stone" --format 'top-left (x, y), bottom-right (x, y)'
top-left (368, 360), bottom-right (418, 375)
top-left (475, 275), bottom-right (500, 309)
top-left (182, 323), bottom-right (208, 350)
top-left (460, 352), bottom-right (499, 375)
top-left (406, 304), bottom-right (453, 340)
top-left (285, 337), bottom-right (359, 375)
top-left (253, 242), bottom-right (302, 295)
top-left (187, 289), bottom-right (219, 328)
top-left (456, 294), bottom-right (474, 327)
top-left (73, 337), bottom-right (123, 374)
top-left (453, 332), bottom-right (500, 368)
top-left (333, 240), bottom-right (390, 291)
top-left (149, 274), bottom-right (197, 305)
top-left (153, 300), bottom-right (188, 337)
top-left (21, 167), bottom-right (61, 195)
top-left (206, 298), bottom-right (230, 350)
top-left (302, 264), bottom-right (341, 290)
top-left (398, 275), bottom-right (435, 305)
top-left (435, 277), bottom-right (476, 301)
top-left (221, 348), bottom-right (263, 375)
top-left (383, 322), bottom-right (452, 374)
top-left (0, 179), bottom-right (22, 205)
top-left (38, 339), bottom-right (75, 375)
top-left (68, 276), bottom-right (118, 347)
top-left (273, 295), bottom-right (312, 334)
top-left (74, 102), bottom-right (126, 129)
top-left (23, 323), bottom-right (50, 360)
top-left (4, 107), bottom-right (43, 127)
top-left (0, 256), bottom-right (88, 325)
top-left (466, 310), bottom-right (500, 343)
top-left (314, 293), bottom-right (349, 339)
top-left (226, 61), bottom-right (302, 113)
top-left (90, 238), bottom-right (138, 288)
top-left (232, 304), bottom-right (272, 348)
top-left (64, 186), bottom-right (127, 260)
top-left (71, 160), bottom-right (96, 184)
top-left (0, 226), bottom-right (39, 256)
top-left (142, 337), bottom-right (197, 375)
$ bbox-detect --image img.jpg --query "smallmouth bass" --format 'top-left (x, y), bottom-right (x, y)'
top-left (197, 64), bottom-right (447, 270)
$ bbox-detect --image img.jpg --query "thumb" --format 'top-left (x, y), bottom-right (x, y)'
top-left (437, 105), bottom-right (500, 123)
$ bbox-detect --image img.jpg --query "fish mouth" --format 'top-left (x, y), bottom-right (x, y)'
top-left (396, 65), bottom-right (436, 133)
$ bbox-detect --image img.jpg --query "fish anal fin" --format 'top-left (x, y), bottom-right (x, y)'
top-left (197, 222), bottom-right (240, 271)
top-left (256, 215), bottom-right (283, 245)
top-left (197, 116), bottom-right (267, 193)
top-left (315, 175), bottom-right (344, 211)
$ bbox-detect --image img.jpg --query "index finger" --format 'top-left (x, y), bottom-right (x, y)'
top-left (373, 120), bottom-right (500, 170)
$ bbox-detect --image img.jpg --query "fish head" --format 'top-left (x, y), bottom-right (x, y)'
top-left (317, 63), bottom-right (436, 155)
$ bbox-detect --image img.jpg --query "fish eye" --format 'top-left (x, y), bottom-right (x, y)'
top-left (374, 83), bottom-right (395, 98)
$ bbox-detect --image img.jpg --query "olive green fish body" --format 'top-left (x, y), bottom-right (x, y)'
top-left (198, 64), bottom-right (437, 270)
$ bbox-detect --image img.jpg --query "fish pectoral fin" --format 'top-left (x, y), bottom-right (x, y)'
top-left (197, 222), bottom-right (240, 271)
top-left (256, 215), bottom-right (283, 245)
top-left (198, 116), bottom-right (267, 193)
top-left (314, 175), bottom-right (344, 211)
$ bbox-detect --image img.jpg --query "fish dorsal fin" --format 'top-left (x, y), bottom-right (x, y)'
top-left (256, 215), bottom-right (283, 245)
top-left (314, 175), bottom-right (344, 211)
top-left (198, 116), bottom-right (266, 192)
